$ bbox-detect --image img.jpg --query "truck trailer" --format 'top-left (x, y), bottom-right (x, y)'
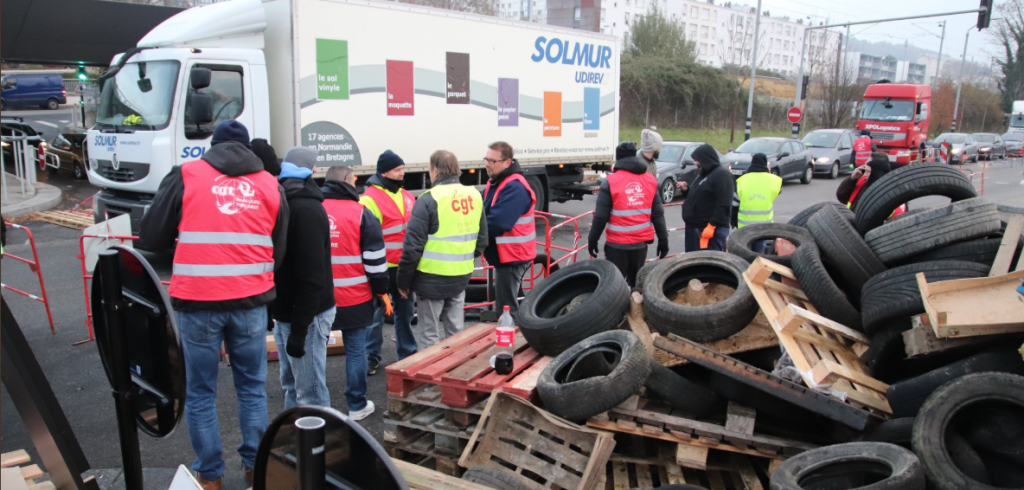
top-left (86, 0), bottom-right (621, 232)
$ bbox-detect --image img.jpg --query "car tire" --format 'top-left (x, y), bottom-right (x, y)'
top-left (886, 346), bottom-right (1024, 418)
top-left (864, 198), bottom-right (1001, 265)
top-left (46, 98), bottom-right (59, 110)
top-left (791, 245), bottom-right (862, 331)
top-left (73, 161), bottom-right (86, 180)
top-left (788, 202), bottom-right (855, 228)
top-left (859, 261), bottom-right (990, 335)
top-left (957, 404), bottom-right (1024, 465)
top-left (536, 330), bottom-right (650, 422)
top-left (525, 175), bottom-right (547, 212)
top-left (912, 373), bottom-right (1024, 490)
top-left (806, 204), bottom-right (886, 298)
top-left (769, 442), bottom-right (925, 490)
top-left (852, 163), bottom-right (977, 235)
top-left (465, 254), bottom-right (557, 304)
top-left (725, 223), bottom-right (816, 268)
top-left (899, 236), bottom-right (1022, 270)
top-left (641, 251), bottom-right (758, 342)
top-left (644, 359), bottom-right (723, 417)
top-left (660, 178), bottom-right (676, 203)
top-left (800, 165), bottom-right (813, 184)
top-left (462, 466), bottom-right (535, 490)
top-left (770, 168), bottom-right (780, 177)
top-left (518, 259), bottom-right (629, 356)
top-left (828, 162), bottom-right (840, 179)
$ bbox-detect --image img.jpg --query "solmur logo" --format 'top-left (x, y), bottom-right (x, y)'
top-left (211, 176), bottom-right (261, 215)
top-left (625, 182), bottom-right (646, 204)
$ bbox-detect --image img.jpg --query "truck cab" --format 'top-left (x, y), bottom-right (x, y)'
top-left (857, 83), bottom-right (930, 166)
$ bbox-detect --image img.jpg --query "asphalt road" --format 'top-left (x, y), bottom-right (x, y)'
top-left (3, 106), bottom-right (78, 138)
top-left (1, 157), bottom-right (1022, 486)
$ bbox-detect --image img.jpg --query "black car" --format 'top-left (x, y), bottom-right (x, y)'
top-left (722, 137), bottom-right (814, 184)
top-left (654, 141), bottom-right (724, 202)
top-left (971, 133), bottom-right (1006, 160)
top-left (1, 117), bottom-right (46, 165)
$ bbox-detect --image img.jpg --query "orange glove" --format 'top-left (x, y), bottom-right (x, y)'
top-left (379, 294), bottom-right (394, 316)
top-left (700, 224), bottom-right (717, 249)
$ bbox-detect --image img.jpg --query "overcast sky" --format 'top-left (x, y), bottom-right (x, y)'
top-left (762, 0), bottom-right (999, 65)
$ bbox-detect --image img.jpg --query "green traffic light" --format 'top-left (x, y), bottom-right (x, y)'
top-left (77, 65), bottom-right (87, 81)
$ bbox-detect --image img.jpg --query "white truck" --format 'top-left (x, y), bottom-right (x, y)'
top-left (1009, 100), bottom-right (1024, 133)
top-left (87, 0), bottom-right (621, 233)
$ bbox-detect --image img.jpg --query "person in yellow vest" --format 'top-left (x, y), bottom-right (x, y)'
top-left (359, 151), bottom-right (418, 374)
top-left (396, 151), bottom-right (488, 349)
top-left (733, 153), bottom-right (782, 253)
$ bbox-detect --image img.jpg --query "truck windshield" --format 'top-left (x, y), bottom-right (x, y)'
top-left (802, 132), bottom-right (840, 148)
top-left (96, 61), bottom-right (180, 131)
top-left (860, 99), bottom-right (914, 122)
top-left (735, 139), bottom-right (780, 154)
top-left (1011, 115), bottom-right (1024, 128)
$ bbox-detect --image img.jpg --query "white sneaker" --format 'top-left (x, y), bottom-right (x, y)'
top-left (349, 401), bottom-right (375, 421)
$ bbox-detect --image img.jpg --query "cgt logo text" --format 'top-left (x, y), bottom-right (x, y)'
top-left (451, 195), bottom-right (476, 215)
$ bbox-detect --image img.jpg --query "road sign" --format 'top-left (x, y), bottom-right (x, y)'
top-left (787, 107), bottom-right (803, 124)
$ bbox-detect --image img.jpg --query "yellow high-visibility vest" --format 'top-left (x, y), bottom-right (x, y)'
top-left (736, 172), bottom-right (782, 228)
top-left (417, 183), bottom-right (483, 276)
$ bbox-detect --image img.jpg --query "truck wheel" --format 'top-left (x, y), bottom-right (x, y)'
top-left (525, 175), bottom-right (548, 212)
top-left (46, 98), bottom-right (59, 110)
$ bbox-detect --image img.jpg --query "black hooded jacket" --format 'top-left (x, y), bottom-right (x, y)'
top-left (140, 141), bottom-right (290, 312)
top-left (589, 157), bottom-right (669, 250)
top-left (837, 157), bottom-right (891, 210)
top-left (273, 176), bottom-right (336, 344)
top-left (681, 145), bottom-right (735, 228)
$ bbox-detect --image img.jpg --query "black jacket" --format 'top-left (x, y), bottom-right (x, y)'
top-left (397, 176), bottom-right (488, 300)
top-left (483, 161), bottom-right (534, 268)
top-left (140, 141), bottom-right (290, 312)
top-left (680, 158), bottom-right (735, 228)
top-left (589, 157), bottom-right (668, 250)
top-left (321, 180), bottom-right (389, 330)
top-left (273, 176), bottom-right (335, 345)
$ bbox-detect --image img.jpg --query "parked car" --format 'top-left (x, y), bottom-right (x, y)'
top-left (931, 133), bottom-right (978, 164)
top-left (1, 117), bottom-right (46, 165)
top-left (1002, 132), bottom-right (1024, 157)
top-left (723, 137), bottom-right (814, 184)
top-left (1, 74), bottom-right (67, 110)
top-left (654, 141), bottom-right (724, 202)
top-left (801, 129), bottom-right (858, 179)
top-left (971, 133), bottom-right (1006, 160)
top-left (46, 133), bottom-right (90, 179)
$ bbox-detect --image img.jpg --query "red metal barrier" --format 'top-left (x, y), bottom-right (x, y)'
top-left (2, 222), bottom-right (56, 334)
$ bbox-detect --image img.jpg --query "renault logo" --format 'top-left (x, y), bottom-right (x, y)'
top-left (112, 153), bottom-right (120, 171)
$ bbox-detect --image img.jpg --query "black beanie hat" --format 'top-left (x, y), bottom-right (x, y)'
top-left (377, 150), bottom-right (405, 174)
top-left (211, 120), bottom-right (251, 148)
top-left (748, 153), bottom-right (769, 173)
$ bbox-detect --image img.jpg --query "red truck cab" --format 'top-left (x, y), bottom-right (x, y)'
top-left (856, 83), bottom-right (931, 166)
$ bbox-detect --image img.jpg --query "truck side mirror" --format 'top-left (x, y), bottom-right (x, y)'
top-left (189, 93), bottom-right (214, 127)
top-left (917, 110), bottom-right (928, 122)
top-left (190, 67), bottom-right (212, 90)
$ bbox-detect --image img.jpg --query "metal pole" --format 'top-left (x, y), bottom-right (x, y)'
top-left (952, 29), bottom-right (970, 132)
top-left (808, 8), bottom-right (987, 32)
top-left (295, 416), bottom-right (326, 490)
top-left (97, 250), bottom-right (145, 490)
top-left (934, 22), bottom-right (946, 87)
top-left (745, 0), bottom-right (763, 142)
top-left (1, 141), bottom-right (7, 204)
top-left (793, 28), bottom-right (809, 138)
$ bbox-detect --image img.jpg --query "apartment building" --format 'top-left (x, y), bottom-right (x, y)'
top-left (845, 52), bottom-right (928, 84)
top-left (496, 0), bottom-right (548, 23)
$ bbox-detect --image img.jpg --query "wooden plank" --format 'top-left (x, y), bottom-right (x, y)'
top-left (903, 316), bottom-right (988, 358)
top-left (760, 277), bottom-right (810, 302)
top-left (812, 359), bottom-right (889, 394)
top-left (587, 419), bottom-right (785, 462)
top-left (416, 335), bottom-right (496, 380)
top-left (611, 461), bottom-right (630, 490)
top-left (1, 469), bottom-right (30, 490)
top-left (675, 444), bottom-right (708, 470)
top-left (443, 332), bottom-right (528, 385)
top-left (19, 465), bottom-right (43, 482)
top-left (635, 464), bottom-right (654, 488)
top-left (779, 305), bottom-right (869, 344)
top-left (920, 271), bottom-right (1024, 338)
top-left (0, 451), bottom-right (31, 468)
top-left (725, 403), bottom-right (756, 436)
top-left (627, 292), bottom-right (656, 356)
top-left (706, 470), bottom-right (728, 490)
top-left (731, 454), bottom-right (765, 490)
top-left (608, 406), bottom-right (815, 451)
top-left (991, 214), bottom-right (1024, 276)
top-left (664, 463), bottom-right (686, 485)
top-left (387, 323), bottom-right (492, 376)
top-left (393, 461), bottom-right (494, 490)
top-left (751, 257), bottom-right (798, 281)
top-left (28, 483), bottom-right (57, 490)
top-left (475, 347), bottom-right (542, 389)
top-left (503, 356), bottom-right (552, 399)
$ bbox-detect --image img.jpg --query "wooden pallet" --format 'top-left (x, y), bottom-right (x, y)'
top-left (459, 392), bottom-right (616, 490)
top-left (903, 314), bottom-right (992, 358)
top-left (387, 431), bottom-right (466, 477)
top-left (743, 258), bottom-right (892, 416)
top-left (0, 450), bottom-right (56, 490)
top-left (603, 451), bottom-right (767, 490)
top-left (917, 270), bottom-right (1024, 339)
top-left (30, 210), bottom-right (94, 230)
top-left (393, 460), bottom-right (491, 490)
top-left (385, 323), bottom-right (551, 408)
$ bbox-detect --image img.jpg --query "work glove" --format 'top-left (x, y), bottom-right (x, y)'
top-left (657, 241), bottom-right (669, 259)
top-left (700, 225), bottom-right (717, 250)
top-left (589, 240), bottom-right (599, 258)
top-left (379, 294), bottom-right (394, 316)
top-left (286, 335), bottom-right (306, 359)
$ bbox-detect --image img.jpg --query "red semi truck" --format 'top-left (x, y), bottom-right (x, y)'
top-left (856, 83), bottom-right (931, 166)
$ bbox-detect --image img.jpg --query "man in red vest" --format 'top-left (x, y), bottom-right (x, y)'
top-left (588, 156), bottom-right (669, 286)
top-left (853, 129), bottom-right (876, 167)
top-left (359, 151), bottom-right (418, 373)
top-left (140, 121), bottom-right (289, 490)
top-left (483, 142), bottom-right (537, 322)
top-left (321, 165), bottom-right (389, 421)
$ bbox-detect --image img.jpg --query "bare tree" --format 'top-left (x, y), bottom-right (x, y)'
top-left (715, 8), bottom-right (773, 143)
top-left (399, 0), bottom-right (496, 15)
top-left (993, 0), bottom-right (1024, 112)
top-left (814, 52), bottom-right (861, 129)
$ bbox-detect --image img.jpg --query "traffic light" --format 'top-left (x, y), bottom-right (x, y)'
top-left (978, 0), bottom-right (993, 30)
top-left (77, 65), bottom-right (87, 81)
top-left (801, 75), bottom-right (809, 100)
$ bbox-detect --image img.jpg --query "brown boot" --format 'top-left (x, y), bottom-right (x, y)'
top-left (196, 475), bottom-right (222, 490)
top-left (244, 466), bottom-right (254, 486)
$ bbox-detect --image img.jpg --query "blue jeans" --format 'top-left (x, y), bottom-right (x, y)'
top-left (341, 326), bottom-right (370, 411)
top-left (177, 307), bottom-right (269, 481)
top-left (274, 308), bottom-right (336, 409)
top-left (367, 292), bottom-right (417, 363)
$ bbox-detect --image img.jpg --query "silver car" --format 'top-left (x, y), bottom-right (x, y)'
top-left (932, 133), bottom-right (979, 164)
top-left (801, 129), bottom-right (859, 179)
top-left (971, 133), bottom-right (1006, 160)
top-left (654, 141), bottom-right (723, 202)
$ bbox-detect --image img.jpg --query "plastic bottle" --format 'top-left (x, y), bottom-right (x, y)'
top-left (494, 306), bottom-right (515, 375)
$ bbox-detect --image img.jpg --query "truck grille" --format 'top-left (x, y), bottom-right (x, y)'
top-left (870, 132), bottom-right (904, 141)
top-left (96, 159), bottom-right (150, 183)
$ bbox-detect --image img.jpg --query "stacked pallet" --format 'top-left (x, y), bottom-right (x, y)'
top-left (1, 450), bottom-right (56, 490)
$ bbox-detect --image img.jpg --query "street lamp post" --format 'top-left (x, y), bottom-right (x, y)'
top-left (745, 0), bottom-right (763, 141)
top-left (934, 21), bottom-right (946, 87)
top-left (952, 29), bottom-right (970, 132)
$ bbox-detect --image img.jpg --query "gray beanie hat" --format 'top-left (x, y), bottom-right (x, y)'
top-left (641, 128), bottom-right (663, 153)
top-left (283, 146), bottom-right (318, 169)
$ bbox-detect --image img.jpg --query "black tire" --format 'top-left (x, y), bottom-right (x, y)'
top-left (977, 453), bottom-right (1024, 488)
top-left (536, 330), bottom-right (650, 422)
top-left (828, 162), bottom-right (840, 179)
top-left (859, 261), bottom-right (990, 335)
top-left (860, 417), bottom-right (914, 448)
top-left (769, 442), bottom-right (925, 490)
top-left (912, 373), bottom-right (1024, 490)
top-left (629, 486), bottom-right (709, 490)
top-left (865, 198), bottom-right (1001, 265)
top-left (643, 359), bottom-right (723, 417)
top-left (957, 404), bottom-right (1024, 465)
top-left (791, 245), bottom-right (862, 331)
top-left (726, 223), bottom-right (815, 268)
top-left (708, 372), bottom-right (819, 423)
top-left (886, 346), bottom-right (1024, 418)
top-left (800, 165), bottom-right (814, 184)
top-left (519, 259), bottom-right (628, 356)
top-left (660, 178), bottom-right (676, 203)
top-left (465, 254), bottom-right (557, 304)
top-left (46, 98), bottom-right (59, 110)
top-left (74, 161), bottom-right (86, 180)
top-left (641, 251), bottom-right (758, 342)
top-left (462, 465), bottom-right (534, 490)
top-left (525, 175), bottom-right (548, 212)
top-left (789, 202), bottom-right (855, 228)
top-left (863, 322), bottom-right (912, 383)
top-left (635, 258), bottom-right (664, 292)
top-left (860, 418), bottom-right (989, 483)
top-left (853, 162), bottom-right (977, 235)
top-left (902, 236), bottom-right (1022, 270)
top-left (807, 204), bottom-right (886, 296)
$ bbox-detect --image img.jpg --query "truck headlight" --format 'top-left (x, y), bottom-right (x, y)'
top-left (896, 150), bottom-right (911, 157)
top-left (816, 156), bottom-right (830, 163)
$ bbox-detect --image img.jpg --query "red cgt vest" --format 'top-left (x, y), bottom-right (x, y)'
top-left (849, 176), bottom-right (906, 218)
top-left (323, 199), bottom-right (373, 307)
top-left (169, 160), bottom-right (280, 302)
top-left (606, 170), bottom-right (656, 245)
top-left (363, 185), bottom-right (415, 267)
top-left (854, 136), bottom-right (872, 167)
top-left (485, 174), bottom-right (537, 263)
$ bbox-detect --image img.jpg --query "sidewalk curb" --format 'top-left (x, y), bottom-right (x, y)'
top-left (1, 179), bottom-right (63, 219)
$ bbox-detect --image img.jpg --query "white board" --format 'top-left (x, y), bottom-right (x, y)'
top-left (167, 465), bottom-right (202, 490)
top-left (81, 213), bottom-right (133, 273)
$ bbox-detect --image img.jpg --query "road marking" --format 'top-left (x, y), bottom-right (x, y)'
top-left (34, 120), bottom-right (58, 128)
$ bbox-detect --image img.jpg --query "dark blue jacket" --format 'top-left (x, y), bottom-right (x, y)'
top-left (483, 161), bottom-right (534, 268)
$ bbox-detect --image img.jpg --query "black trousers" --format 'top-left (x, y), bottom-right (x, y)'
top-left (605, 244), bottom-right (648, 288)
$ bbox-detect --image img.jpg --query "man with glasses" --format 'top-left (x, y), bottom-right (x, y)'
top-left (482, 142), bottom-right (536, 322)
